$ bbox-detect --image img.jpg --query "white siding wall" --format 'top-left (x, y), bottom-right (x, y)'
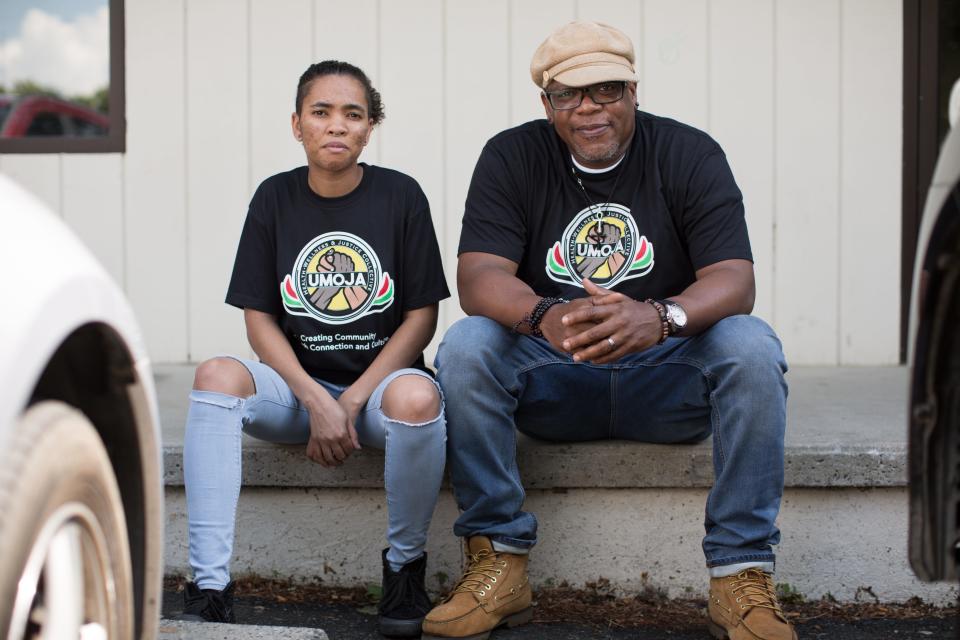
top-left (0, 0), bottom-right (903, 366)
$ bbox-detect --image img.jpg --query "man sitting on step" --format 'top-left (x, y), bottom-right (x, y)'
top-left (422, 20), bottom-right (796, 640)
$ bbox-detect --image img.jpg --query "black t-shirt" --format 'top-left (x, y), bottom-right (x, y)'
top-left (459, 112), bottom-right (752, 301)
top-left (227, 164), bottom-right (450, 385)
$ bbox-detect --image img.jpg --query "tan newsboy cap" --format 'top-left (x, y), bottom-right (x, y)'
top-left (530, 21), bottom-right (639, 89)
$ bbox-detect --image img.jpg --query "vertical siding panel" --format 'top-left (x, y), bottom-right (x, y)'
top-left (643, 0), bottom-right (708, 130)
top-left (380, 0), bottom-right (443, 210)
top-left (510, 0), bottom-right (575, 127)
top-left (125, 0), bottom-right (187, 362)
top-left (314, 0), bottom-right (380, 165)
top-left (62, 154), bottom-right (125, 283)
top-left (445, 0), bottom-right (510, 328)
top-left (775, 0), bottom-right (840, 365)
top-left (710, 0), bottom-right (775, 323)
top-left (10, 1), bottom-right (900, 367)
top-left (248, 0), bottom-right (312, 358)
top-left (0, 155), bottom-right (62, 214)
top-left (839, 0), bottom-right (901, 364)
top-left (380, 0), bottom-right (446, 361)
top-left (250, 0), bottom-right (313, 189)
top-left (185, 0), bottom-right (250, 361)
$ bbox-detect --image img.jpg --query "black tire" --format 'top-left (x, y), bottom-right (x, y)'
top-left (0, 401), bottom-right (134, 639)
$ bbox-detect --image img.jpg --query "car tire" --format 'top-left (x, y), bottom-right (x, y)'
top-left (0, 400), bottom-right (134, 639)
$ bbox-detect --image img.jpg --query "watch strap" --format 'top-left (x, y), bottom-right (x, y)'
top-left (656, 299), bottom-right (684, 335)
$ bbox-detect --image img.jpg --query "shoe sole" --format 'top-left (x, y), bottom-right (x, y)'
top-left (177, 614), bottom-right (208, 622)
top-left (379, 615), bottom-right (424, 638)
top-left (421, 607), bottom-right (534, 640)
top-left (706, 620), bottom-right (797, 640)
top-left (176, 614), bottom-right (236, 623)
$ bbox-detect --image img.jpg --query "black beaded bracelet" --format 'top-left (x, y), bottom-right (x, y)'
top-left (529, 296), bottom-right (567, 337)
top-left (513, 296), bottom-right (567, 337)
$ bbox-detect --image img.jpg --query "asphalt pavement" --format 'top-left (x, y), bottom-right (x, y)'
top-left (161, 589), bottom-right (957, 640)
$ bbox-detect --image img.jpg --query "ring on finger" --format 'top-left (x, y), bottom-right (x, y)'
top-left (607, 337), bottom-right (616, 349)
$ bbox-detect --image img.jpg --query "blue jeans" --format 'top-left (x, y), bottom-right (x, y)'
top-left (435, 315), bottom-right (787, 571)
top-left (183, 359), bottom-right (446, 590)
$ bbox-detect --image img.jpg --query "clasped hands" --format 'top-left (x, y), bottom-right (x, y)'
top-left (303, 386), bottom-right (362, 467)
top-left (539, 279), bottom-right (664, 364)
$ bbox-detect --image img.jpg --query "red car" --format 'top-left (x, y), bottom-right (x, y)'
top-left (0, 94), bottom-right (110, 137)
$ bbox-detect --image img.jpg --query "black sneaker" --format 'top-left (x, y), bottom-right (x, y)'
top-left (178, 580), bottom-right (236, 622)
top-left (378, 549), bottom-right (432, 637)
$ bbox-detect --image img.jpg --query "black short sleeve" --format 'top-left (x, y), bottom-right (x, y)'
top-left (220, 165), bottom-right (449, 385)
top-left (451, 114), bottom-right (751, 303)
top-left (226, 187), bottom-right (281, 315)
top-left (458, 142), bottom-right (528, 263)
top-left (402, 186), bottom-right (450, 310)
top-left (676, 150), bottom-right (752, 271)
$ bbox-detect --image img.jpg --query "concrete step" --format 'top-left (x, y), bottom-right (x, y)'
top-left (159, 366), bottom-right (906, 490)
top-left (158, 619), bottom-right (327, 639)
top-left (156, 364), bottom-right (958, 605)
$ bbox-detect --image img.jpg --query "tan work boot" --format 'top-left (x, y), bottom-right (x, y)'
top-left (707, 569), bottom-right (798, 640)
top-left (421, 536), bottom-right (532, 639)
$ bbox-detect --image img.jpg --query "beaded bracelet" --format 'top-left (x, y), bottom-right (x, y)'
top-left (645, 298), bottom-right (670, 345)
top-left (513, 296), bottom-right (567, 337)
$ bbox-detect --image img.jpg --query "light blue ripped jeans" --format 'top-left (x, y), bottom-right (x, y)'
top-left (183, 357), bottom-right (446, 591)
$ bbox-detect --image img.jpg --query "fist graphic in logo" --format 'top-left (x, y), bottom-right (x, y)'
top-left (283, 232), bottom-right (394, 324)
top-left (308, 248), bottom-right (370, 311)
top-left (575, 221), bottom-right (626, 279)
top-left (546, 205), bottom-right (653, 288)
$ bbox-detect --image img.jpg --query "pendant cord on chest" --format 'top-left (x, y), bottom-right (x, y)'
top-left (569, 148), bottom-right (628, 219)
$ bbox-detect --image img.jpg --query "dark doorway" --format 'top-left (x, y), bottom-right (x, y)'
top-left (903, 0), bottom-right (960, 361)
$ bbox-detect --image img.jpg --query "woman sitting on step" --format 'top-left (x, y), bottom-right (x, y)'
top-left (178, 60), bottom-right (450, 639)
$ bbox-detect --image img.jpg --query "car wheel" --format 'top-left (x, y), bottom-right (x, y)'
top-left (0, 401), bottom-right (134, 639)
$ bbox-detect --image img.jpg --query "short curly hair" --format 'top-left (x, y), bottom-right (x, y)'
top-left (295, 60), bottom-right (385, 125)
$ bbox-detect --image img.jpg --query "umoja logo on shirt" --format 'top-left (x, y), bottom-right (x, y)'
top-left (281, 232), bottom-right (394, 324)
top-left (546, 203), bottom-right (654, 288)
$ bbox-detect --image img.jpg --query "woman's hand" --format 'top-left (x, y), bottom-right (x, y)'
top-left (302, 383), bottom-right (361, 467)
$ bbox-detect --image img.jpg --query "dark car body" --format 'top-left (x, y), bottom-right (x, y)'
top-left (908, 118), bottom-right (960, 583)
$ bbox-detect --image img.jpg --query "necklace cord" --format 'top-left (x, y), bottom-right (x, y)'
top-left (570, 149), bottom-right (627, 219)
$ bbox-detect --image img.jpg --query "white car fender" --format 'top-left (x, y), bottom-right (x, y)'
top-left (0, 173), bottom-right (159, 455)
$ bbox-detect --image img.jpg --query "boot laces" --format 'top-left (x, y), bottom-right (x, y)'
top-left (729, 570), bottom-right (787, 621)
top-left (450, 549), bottom-right (505, 598)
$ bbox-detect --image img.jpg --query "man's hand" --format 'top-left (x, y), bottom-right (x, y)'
top-left (302, 383), bottom-right (361, 467)
top-left (559, 279), bottom-right (663, 364)
top-left (538, 297), bottom-right (596, 352)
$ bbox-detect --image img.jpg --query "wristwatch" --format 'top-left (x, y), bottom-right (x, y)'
top-left (660, 300), bottom-right (687, 335)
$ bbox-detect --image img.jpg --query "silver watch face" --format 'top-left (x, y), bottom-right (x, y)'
top-left (666, 302), bottom-right (687, 329)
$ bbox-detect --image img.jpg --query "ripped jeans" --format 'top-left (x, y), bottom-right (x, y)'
top-left (183, 358), bottom-right (446, 590)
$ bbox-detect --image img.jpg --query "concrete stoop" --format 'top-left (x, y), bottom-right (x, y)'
top-left (156, 364), bottom-right (959, 605)
top-left (158, 619), bottom-right (328, 639)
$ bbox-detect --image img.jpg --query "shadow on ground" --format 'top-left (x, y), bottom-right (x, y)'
top-left (162, 580), bottom-right (957, 640)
